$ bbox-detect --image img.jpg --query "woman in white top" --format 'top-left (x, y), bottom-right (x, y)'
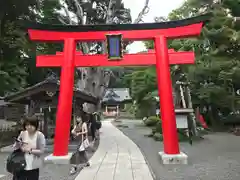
top-left (13, 116), bottom-right (46, 180)
top-left (70, 113), bottom-right (90, 175)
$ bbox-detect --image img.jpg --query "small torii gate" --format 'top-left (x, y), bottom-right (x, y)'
top-left (27, 13), bottom-right (210, 163)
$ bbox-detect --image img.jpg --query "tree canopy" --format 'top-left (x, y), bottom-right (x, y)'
top-left (0, 0), bottom-right (133, 99)
top-left (1, 0), bottom-right (240, 126)
top-left (0, 0), bottom-right (62, 96)
top-left (124, 0), bottom-right (240, 124)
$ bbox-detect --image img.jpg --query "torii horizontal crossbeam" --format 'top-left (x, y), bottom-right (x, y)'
top-left (36, 52), bottom-right (194, 67)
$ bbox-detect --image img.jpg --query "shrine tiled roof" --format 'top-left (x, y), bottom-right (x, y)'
top-left (102, 88), bottom-right (132, 103)
top-left (4, 77), bottom-right (98, 104)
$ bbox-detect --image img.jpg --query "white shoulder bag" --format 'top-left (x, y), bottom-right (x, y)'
top-left (78, 123), bottom-right (90, 152)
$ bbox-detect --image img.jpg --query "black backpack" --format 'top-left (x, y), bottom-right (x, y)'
top-left (96, 121), bottom-right (102, 129)
top-left (6, 148), bottom-right (26, 174)
top-left (93, 113), bottom-right (102, 130)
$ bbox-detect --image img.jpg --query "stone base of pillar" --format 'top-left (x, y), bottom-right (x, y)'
top-left (44, 153), bottom-right (73, 164)
top-left (158, 151), bottom-right (188, 164)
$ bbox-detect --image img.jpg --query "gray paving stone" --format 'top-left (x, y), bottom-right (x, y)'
top-left (115, 119), bottom-right (240, 180)
top-left (0, 175), bottom-right (5, 179)
top-left (75, 120), bottom-right (153, 180)
top-left (96, 164), bottom-right (115, 180)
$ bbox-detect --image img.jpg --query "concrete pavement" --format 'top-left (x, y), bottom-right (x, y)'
top-left (115, 119), bottom-right (240, 180)
top-left (75, 120), bottom-right (153, 180)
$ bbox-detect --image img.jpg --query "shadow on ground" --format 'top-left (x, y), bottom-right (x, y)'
top-left (113, 119), bottom-right (240, 180)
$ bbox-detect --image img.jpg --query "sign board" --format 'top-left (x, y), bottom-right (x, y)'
top-left (176, 114), bottom-right (188, 129)
top-left (106, 34), bottom-right (123, 60)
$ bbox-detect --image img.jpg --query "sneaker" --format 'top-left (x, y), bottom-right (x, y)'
top-left (85, 162), bottom-right (90, 167)
top-left (70, 166), bottom-right (77, 175)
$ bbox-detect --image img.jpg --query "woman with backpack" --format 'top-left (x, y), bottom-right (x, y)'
top-left (69, 112), bottom-right (90, 175)
top-left (89, 113), bottom-right (97, 142)
top-left (92, 112), bottom-right (102, 139)
top-left (11, 116), bottom-right (46, 180)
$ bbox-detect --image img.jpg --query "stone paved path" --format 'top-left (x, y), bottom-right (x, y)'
top-left (114, 119), bottom-right (240, 180)
top-left (75, 120), bottom-right (153, 180)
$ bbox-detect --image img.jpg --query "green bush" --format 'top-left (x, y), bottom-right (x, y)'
top-left (134, 101), bottom-right (156, 118)
top-left (178, 132), bottom-right (189, 142)
top-left (152, 132), bottom-right (189, 142)
top-left (151, 128), bottom-right (189, 142)
top-left (144, 116), bottom-right (160, 126)
top-left (145, 117), bottom-right (203, 142)
top-left (153, 133), bottom-right (163, 141)
top-left (155, 121), bottom-right (162, 133)
top-left (124, 103), bottom-right (134, 114)
top-left (148, 125), bottom-right (204, 142)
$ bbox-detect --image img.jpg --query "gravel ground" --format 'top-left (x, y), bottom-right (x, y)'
top-left (113, 119), bottom-right (240, 180)
top-left (0, 138), bottom-right (99, 180)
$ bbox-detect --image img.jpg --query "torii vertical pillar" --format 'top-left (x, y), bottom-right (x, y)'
top-left (53, 38), bottom-right (76, 156)
top-left (155, 35), bottom-right (187, 164)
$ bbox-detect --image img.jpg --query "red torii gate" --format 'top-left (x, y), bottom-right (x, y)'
top-left (37, 49), bottom-right (194, 67)
top-left (27, 13), bottom-right (210, 161)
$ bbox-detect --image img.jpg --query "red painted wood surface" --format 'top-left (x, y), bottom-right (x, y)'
top-left (27, 16), bottom-right (207, 156)
top-left (36, 52), bottom-right (195, 67)
top-left (28, 23), bottom-right (203, 41)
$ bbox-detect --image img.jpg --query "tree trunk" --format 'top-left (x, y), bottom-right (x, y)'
top-left (208, 105), bottom-right (223, 130)
top-left (185, 86), bottom-right (198, 136)
top-left (57, 0), bottom-right (149, 113)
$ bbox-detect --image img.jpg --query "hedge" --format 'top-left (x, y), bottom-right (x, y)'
top-left (144, 116), bottom-right (161, 127)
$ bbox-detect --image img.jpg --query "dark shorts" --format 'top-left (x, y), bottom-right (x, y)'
top-left (13, 168), bottom-right (39, 180)
top-left (70, 137), bottom-right (88, 165)
top-left (70, 150), bottom-right (88, 165)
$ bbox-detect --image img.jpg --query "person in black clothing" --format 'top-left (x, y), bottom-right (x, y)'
top-left (89, 113), bottom-right (97, 141)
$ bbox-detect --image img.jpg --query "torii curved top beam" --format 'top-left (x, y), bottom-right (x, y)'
top-left (25, 13), bottom-right (211, 42)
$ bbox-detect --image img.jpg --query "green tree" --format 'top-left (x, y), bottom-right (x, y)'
top-left (168, 0), bottom-right (240, 126)
top-left (0, 0), bottom-right (40, 95)
top-left (124, 0), bottom-right (240, 124)
top-left (0, 0), bottom-right (64, 92)
top-left (24, 0), bottom-right (63, 86)
top-left (121, 66), bottom-right (157, 118)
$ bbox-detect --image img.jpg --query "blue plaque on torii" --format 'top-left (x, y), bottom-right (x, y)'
top-left (106, 34), bottom-right (123, 60)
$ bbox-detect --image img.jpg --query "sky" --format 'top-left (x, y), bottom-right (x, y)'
top-left (122, 0), bottom-right (185, 53)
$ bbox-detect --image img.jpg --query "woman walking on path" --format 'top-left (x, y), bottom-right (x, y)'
top-left (70, 113), bottom-right (90, 175)
top-left (89, 113), bottom-right (97, 142)
top-left (91, 112), bottom-right (102, 140)
top-left (12, 116), bottom-right (46, 180)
